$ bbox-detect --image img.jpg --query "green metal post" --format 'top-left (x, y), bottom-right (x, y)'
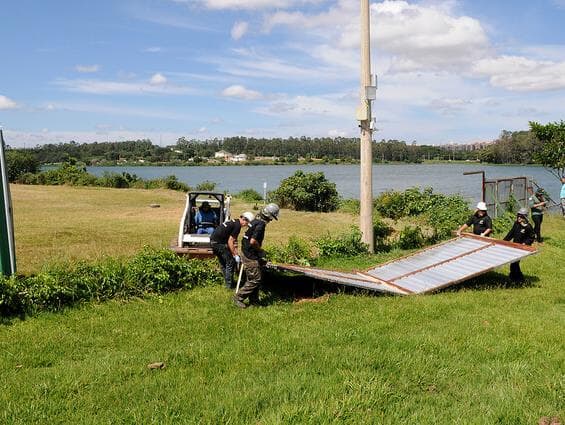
top-left (0, 128), bottom-right (16, 276)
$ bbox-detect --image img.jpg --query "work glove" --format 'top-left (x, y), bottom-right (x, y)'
top-left (234, 255), bottom-right (241, 265)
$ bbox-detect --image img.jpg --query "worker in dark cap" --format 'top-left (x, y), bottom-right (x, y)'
top-left (210, 212), bottom-right (254, 288)
top-left (528, 186), bottom-right (546, 242)
top-left (233, 203), bottom-right (280, 309)
top-left (503, 208), bottom-right (536, 283)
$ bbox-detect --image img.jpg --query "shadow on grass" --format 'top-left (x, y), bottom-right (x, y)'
top-left (443, 270), bottom-right (540, 293)
top-left (258, 268), bottom-right (541, 306)
top-left (257, 270), bottom-right (392, 307)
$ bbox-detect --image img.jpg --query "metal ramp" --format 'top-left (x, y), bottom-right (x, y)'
top-left (268, 234), bottom-right (537, 295)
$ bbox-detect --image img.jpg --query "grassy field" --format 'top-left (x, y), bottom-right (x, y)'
top-left (2, 185), bottom-right (564, 424)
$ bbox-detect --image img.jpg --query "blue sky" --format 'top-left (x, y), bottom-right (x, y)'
top-left (1, 0), bottom-right (565, 148)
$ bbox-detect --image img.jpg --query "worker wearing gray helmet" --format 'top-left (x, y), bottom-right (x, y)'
top-left (233, 203), bottom-right (280, 308)
top-left (211, 211), bottom-right (255, 288)
top-left (503, 208), bottom-right (535, 283)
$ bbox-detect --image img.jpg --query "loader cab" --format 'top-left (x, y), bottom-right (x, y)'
top-left (175, 191), bottom-right (231, 253)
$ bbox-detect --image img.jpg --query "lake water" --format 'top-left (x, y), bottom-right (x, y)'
top-left (87, 163), bottom-right (561, 205)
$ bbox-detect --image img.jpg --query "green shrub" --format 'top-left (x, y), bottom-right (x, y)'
top-left (0, 247), bottom-right (223, 317)
top-left (375, 187), bottom-right (470, 242)
top-left (315, 226), bottom-right (369, 257)
top-left (397, 225), bottom-right (425, 250)
top-left (125, 247), bottom-right (220, 292)
top-left (196, 180), bottom-right (217, 191)
top-left (236, 188), bottom-right (264, 202)
top-left (5, 150), bottom-right (39, 182)
top-left (426, 196), bottom-right (471, 241)
top-left (98, 172), bottom-right (140, 188)
top-left (266, 236), bottom-right (313, 266)
top-left (14, 163), bottom-right (191, 192)
top-left (493, 211), bottom-right (516, 236)
top-left (272, 170), bottom-right (340, 212)
top-left (0, 275), bottom-right (25, 317)
top-left (373, 216), bottom-right (393, 251)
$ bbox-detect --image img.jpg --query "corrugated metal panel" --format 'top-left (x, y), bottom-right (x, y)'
top-left (269, 234), bottom-right (536, 295)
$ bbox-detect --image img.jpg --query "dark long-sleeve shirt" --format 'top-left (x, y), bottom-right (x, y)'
top-left (503, 221), bottom-right (535, 245)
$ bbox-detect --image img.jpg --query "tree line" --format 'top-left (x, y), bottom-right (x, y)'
top-left (5, 123), bottom-right (563, 172)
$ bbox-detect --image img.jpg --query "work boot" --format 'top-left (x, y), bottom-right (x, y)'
top-left (232, 296), bottom-right (247, 309)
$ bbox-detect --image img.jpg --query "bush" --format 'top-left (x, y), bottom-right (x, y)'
top-left (272, 170), bottom-right (340, 212)
top-left (373, 216), bottom-right (393, 251)
top-left (375, 187), bottom-right (470, 242)
top-left (0, 247), bottom-right (223, 317)
top-left (493, 211), bottom-right (516, 236)
top-left (196, 180), bottom-right (217, 191)
top-left (13, 163), bottom-right (192, 192)
top-left (397, 226), bottom-right (425, 250)
top-left (315, 226), bottom-right (369, 257)
top-left (5, 150), bottom-right (39, 182)
top-left (236, 188), bottom-right (264, 202)
top-left (266, 236), bottom-right (313, 266)
top-left (98, 172), bottom-right (140, 188)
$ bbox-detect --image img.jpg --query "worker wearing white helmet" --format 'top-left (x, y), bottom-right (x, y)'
top-left (210, 212), bottom-right (254, 289)
top-left (456, 201), bottom-right (493, 237)
top-left (233, 203), bottom-right (280, 308)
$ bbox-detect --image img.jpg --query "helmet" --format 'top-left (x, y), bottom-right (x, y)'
top-left (476, 201), bottom-right (487, 211)
top-left (241, 211), bottom-right (255, 222)
top-left (517, 208), bottom-right (529, 217)
top-left (260, 203), bottom-right (280, 221)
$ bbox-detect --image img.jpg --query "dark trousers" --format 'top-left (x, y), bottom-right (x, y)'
top-left (509, 261), bottom-right (524, 283)
top-left (532, 214), bottom-right (543, 242)
top-left (212, 243), bottom-right (235, 288)
top-left (235, 252), bottom-right (262, 303)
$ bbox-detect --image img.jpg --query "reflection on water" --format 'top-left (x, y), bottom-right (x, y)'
top-left (87, 163), bottom-right (560, 204)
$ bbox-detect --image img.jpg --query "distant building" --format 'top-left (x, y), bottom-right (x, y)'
top-left (214, 150), bottom-right (233, 160)
top-left (231, 154), bottom-right (247, 162)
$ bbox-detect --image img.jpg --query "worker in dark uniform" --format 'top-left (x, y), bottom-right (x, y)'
top-left (233, 203), bottom-right (280, 309)
top-left (457, 201), bottom-right (493, 237)
top-left (503, 208), bottom-right (536, 283)
top-left (210, 211), bottom-right (255, 288)
top-left (528, 186), bottom-right (546, 243)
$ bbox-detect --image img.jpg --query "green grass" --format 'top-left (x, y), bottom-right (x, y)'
top-left (2, 185), bottom-right (564, 423)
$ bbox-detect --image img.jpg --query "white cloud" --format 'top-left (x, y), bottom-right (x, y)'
top-left (174, 0), bottom-right (322, 10)
top-left (221, 84), bottom-right (263, 100)
top-left (258, 93), bottom-right (353, 118)
top-left (54, 77), bottom-right (194, 95)
top-left (231, 21), bottom-right (248, 40)
top-left (149, 73), bottom-right (168, 85)
top-left (264, 0), bottom-right (489, 73)
top-left (0, 95), bottom-right (18, 110)
top-left (472, 55), bottom-right (565, 91)
top-left (3, 129), bottom-right (187, 147)
top-left (75, 64), bottom-right (100, 73)
top-left (144, 47), bottom-right (162, 53)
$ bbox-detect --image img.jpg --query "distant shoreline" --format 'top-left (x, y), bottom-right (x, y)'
top-left (44, 159), bottom-right (542, 168)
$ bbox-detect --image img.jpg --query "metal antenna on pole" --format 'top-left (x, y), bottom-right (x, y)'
top-left (358, 0), bottom-right (375, 252)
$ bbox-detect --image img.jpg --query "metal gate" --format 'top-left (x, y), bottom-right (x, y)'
top-left (484, 177), bottom-right (528, 218)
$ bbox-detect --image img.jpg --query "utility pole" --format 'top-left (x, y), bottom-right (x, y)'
top-left (357, 0), bottom-right (375, 252)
